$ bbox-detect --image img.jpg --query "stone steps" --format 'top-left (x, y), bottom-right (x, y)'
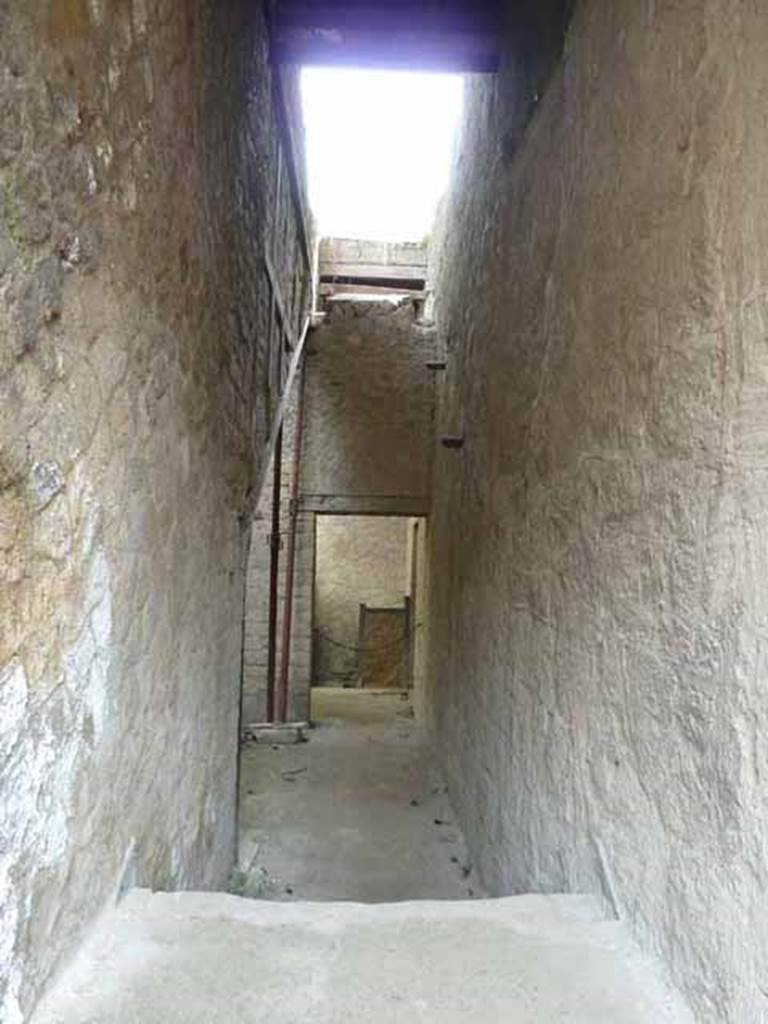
top-left (32, 890), bottom-right (694, 1023)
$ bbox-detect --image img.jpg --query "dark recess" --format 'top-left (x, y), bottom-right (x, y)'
top-left (499, 0), bottom-right (578, 162)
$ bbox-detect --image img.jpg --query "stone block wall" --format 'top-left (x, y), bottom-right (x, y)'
top-left (0, 2), bottom-right (301, 1018)
top-left (427, 2), bottom-right (768, 1020)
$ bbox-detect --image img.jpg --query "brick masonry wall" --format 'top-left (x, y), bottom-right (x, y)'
top-left (0, 2), bottom-right (298, 1017)
top-left (427, 3), bottom-right (768, 1021)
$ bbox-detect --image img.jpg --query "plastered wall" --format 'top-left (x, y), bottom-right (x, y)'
top-left (428, 2), bottom-right (768, 1020)
top-left (0, 3), bottom-right (292, 1017)
top-left (302, 298), bottom-right (435, 506)
top-left (314, 516), bottom-right (409, 683)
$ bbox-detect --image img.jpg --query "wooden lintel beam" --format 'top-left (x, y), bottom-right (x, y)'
top-left (319, 261), bottom-right (426, 282)
top-left (273, 32), bottom-right (499, 72)
top-left (319, 282), bottom-right (423, 297)
top-left (271, 2), bottom-right (501, 72)
top-left (273, 3), bottom-right (500, 34)
top-left (299, 494), bottom-right (430, 517)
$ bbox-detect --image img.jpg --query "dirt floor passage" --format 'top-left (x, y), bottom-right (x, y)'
top-left (236, 688), bottom-right (482, 902)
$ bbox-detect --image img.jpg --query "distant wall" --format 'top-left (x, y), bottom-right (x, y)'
top-left (314, 516), bottom-right (408, 683)
top-left (302, 298), bottom-right (435, 510)
top-left (243, 296), bottom-right (434, 721)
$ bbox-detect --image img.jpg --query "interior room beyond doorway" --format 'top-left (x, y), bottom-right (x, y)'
top-left (312, 515), bottom-right (426, 694)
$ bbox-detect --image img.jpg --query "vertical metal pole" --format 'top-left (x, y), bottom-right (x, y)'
top-left (276, 355), bottom-right (307, 723)
top-left (264, 100), bottom-right (285, 725)
top-left (408, 520), bottom-right (419, 689)
top-left (265, 426), bottom-right (283, 723)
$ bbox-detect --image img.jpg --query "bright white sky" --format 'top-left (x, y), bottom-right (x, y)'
top-left (301, 68), bottom-right (464, 242)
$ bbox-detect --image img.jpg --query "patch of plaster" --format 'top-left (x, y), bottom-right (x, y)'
top-left (0, 665), bottom-right (26, 1022)
top-left (0, 659), bottom-right (27, 761)
top-left (0, 548), bottom-right (113, 1015)
top-left (28, 461), bottom-right (64, 511)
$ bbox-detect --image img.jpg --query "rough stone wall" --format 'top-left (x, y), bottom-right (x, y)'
top-left (0, 3), bottom-right (296, 1018)
top-left (302, 298), bottom-right (435, 505)
top-left (314, 516), bottom-right (408, 683)
top-left (428, 2), bottom-right (768, 1021)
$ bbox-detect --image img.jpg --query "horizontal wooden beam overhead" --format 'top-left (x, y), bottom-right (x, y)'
top-left (319, 261), bottom-right (426, 283)
top-left (300, 494), bottom-right (430, 516)
top-left (319, 281), bottom-right (424, 298)
top-left (270, 2), bottom-right (501, 71)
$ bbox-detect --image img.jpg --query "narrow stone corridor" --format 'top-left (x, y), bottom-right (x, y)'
top-left (6, 1), bottom-right (768, 1020)
top-left (236, 689), bottom-right (478, 902)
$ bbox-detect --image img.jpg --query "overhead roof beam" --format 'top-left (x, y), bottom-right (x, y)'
top-left (270, 2), bottom-right (501, 72)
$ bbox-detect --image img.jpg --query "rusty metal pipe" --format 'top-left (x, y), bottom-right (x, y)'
top-left (265, 425), bottom-right (283, 723)
top-left (276, 352), bottom-right (308, 723)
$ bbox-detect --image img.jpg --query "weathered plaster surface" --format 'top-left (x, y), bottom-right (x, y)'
top-left (0, 2), bottom-right (291, 1017)
top-left (428, 2), bottom-right (768, 1020)
top-left (314, 516), bottom-right (408, 683)
top-left (302, 299), bottom-right (435, 504)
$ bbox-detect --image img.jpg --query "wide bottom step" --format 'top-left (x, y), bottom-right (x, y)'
top-left (33, 890), bottom-right (693, 1023)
